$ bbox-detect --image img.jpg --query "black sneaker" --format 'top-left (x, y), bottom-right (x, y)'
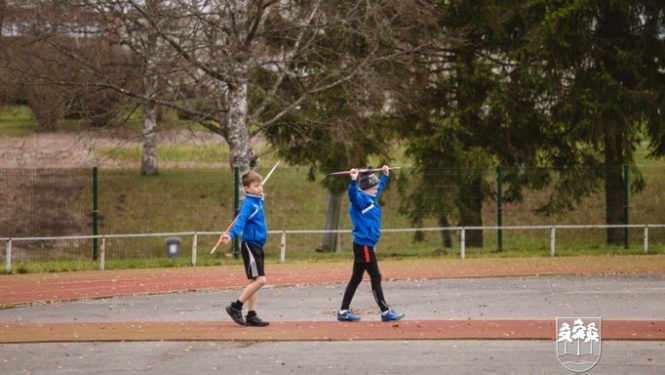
top-left (245, 314), bottom-right (269, 327)
top-left (225, 304), bottom-right (246, 326)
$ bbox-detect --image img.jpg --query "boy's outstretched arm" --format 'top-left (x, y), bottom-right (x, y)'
top-left (381, 165), bottom-right (390, 176)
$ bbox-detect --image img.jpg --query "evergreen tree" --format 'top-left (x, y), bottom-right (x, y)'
top-left (531, 0), bottom-right (665, 244)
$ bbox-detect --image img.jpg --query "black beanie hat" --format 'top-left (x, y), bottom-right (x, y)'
top-left (358, 170), bottom-right (379, 190)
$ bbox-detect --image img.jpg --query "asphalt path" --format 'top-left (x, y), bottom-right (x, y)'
top-left (2, 274), bottom-right (664, 323)
top-left (1, 274), bottom-right (664, 375)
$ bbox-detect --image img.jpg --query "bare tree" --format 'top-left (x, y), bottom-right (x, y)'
top-left (5, 0), bottom-right (442, 175)
top-left (0, 1), bottom-right (138, 132)
top-left (0, 0), bottom-right (6, 38)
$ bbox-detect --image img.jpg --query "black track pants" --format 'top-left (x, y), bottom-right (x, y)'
top-left (340, 242), bottom-right (389, 312)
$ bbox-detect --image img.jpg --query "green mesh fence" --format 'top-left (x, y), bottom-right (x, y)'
top-left (0, 168), bottom-right (92, 262)
top-left (2, 166), bottom-right (665, 263)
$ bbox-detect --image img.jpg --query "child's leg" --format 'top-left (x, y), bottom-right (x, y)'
top-left (239, 276), bottom-right (270, 327)
top-left (233, 242), bottom-right (267, 311)
top-left (227, 243), bottom-right (268, 326)
top-left (365, 252), bottom-right (389, 312)
top-left (340, 262), bottom-right (365, 310)
top-left (239, 276), bottom-right (267, 309)
top-left (340, 243), bottom-right (370, 310)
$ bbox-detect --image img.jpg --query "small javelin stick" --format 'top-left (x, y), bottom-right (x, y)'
top-left (328, 167), bottom-right (401, 176)
top-left (210, 216), bottom-right (238, 254)
top-left (211, 160), bottom-right (281, 254)
top-left (261, 160), bottom-right (281, 186)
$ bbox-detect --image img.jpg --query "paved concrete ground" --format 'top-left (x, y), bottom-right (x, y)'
top-left (1, 340), bottom-right (663, 375)
top-left (1, 274), bottom-right (664, 323)
top-left (1, 274), bottom-right (664, 374)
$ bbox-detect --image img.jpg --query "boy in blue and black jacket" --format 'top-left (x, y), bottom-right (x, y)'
top-left (219, 170), bottom-right (270, 327)
top-left (337, 165), bottom-right (405, 322)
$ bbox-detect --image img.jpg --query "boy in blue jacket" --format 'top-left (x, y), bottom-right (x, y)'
top-left (337, 165), bottom-right (405, 322)
top-left (219, 170), bottom-right (269, 327)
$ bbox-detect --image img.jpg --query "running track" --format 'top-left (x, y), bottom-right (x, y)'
top-left (1, 256), bottom-right (664, 343)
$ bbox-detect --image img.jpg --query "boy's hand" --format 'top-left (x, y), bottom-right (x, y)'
top-left (219, 234), bottom-right (232, 245)
top-left (381, 165), bottom-right (390, 176)
top-left (349, 168), bottom-right (359, 180)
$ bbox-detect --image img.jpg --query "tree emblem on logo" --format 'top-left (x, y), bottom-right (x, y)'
top-left (556, 317), bottom-right (602, 372)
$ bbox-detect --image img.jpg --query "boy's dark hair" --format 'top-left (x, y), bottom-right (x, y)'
top-left (242, 170), bottom-right (263, 187)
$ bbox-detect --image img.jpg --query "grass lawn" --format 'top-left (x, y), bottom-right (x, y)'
top-left (2, 105), bottom-right (665, 274)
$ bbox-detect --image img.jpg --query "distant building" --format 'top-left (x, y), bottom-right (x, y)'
top-left (1, 1), bottom-right (103, 39)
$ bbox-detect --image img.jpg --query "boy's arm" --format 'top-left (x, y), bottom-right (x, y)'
top-left (220, 202), bottom-right (250, 244)
top-left (376, 174), bottom-right (389, 197)
top-left (375, 165), bottom-right (390, 197)
top-left (347, 168), bottom-right (365, 208)
top-left (348, 179), bottom-right (362, 207)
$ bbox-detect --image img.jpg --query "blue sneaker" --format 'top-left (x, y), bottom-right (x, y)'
top-left (337, 310), bottom-right (361, 322)
top-left (381, 309), bottom-right (405, 322)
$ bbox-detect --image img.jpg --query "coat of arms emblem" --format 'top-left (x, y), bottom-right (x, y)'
top-left (556, 317), bottom-right (602, 372)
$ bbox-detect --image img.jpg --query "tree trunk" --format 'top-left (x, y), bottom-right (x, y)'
top-left (223, 0), bottom-right (254, 173)
top-left (141, 100), bottom-right (158, 176)
top-left (0, 0), bottom-right (6, 37)
top-left (140, 0), bottom-right (159, 176)
top-left (438, 214), bottom-right (453, 248)
top-left (458, 177), bottom-right (484, 248)
top-left (317, 191), bottom-right (343, 252)
top-left (225, 68), bottom-right (254, 172)
top-left (604, 131), bottom-right (625, 245)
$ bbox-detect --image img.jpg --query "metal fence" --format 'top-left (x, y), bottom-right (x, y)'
top-left (1, 166), bottom-right (665, 267)
top-left (4, 223), bottom-right (665, 272)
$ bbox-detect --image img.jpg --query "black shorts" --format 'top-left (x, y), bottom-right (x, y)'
top-left (241, 241), bottom-right (265, 279)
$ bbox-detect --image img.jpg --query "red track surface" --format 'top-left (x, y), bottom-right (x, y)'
top-left (2, 320), bottom-right (663, 343)
top-left (1, 256), bottom-right (664, 343)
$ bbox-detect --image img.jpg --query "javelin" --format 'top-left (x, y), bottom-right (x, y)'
top-left (262, 160), bottom-right (281, 186)
top-left (328, 167), bottom-right (401, 175)
top-left (210, 216), bottom-right (239, 254)
top-left (211, 160), bottom-right (281, 254)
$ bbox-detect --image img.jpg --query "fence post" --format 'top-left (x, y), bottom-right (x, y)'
top-left (99, 236), bottom-right (106, 271)
top-left (192, 232), bottom-right (198, 266)
top-left (5, 239), bottom-right (11, 273)
top-left (643, 225), bottom-right (648, 254)
top-left (550, 227), bottom-right (556, 256)
top-left (92, 167), bottom-right (99, 261)
top-left (280, 231), bottom-right (286, 263)
top-left (460, 228), bottom-right (466, 259)
top-left (624, 164), bottom-right (629, 249)
top-left (496, 165), bottom-right (503, 251)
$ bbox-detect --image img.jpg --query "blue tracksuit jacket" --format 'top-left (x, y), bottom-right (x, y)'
top-left (227, 193), bottom-right (267, 247)
top-left (348, 174), bottom-right (388, 247)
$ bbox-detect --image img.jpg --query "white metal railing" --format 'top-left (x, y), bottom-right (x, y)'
top-left (2, 224), bottom-right (665, 273)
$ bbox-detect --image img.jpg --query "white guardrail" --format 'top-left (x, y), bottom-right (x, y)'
top-left (2, 224), bottom-right (665, 272)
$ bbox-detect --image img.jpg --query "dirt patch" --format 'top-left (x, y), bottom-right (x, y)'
top-left (0, 129), bottom-right (227, 169)
top-left (0, 171), bottom-right (89, 258)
